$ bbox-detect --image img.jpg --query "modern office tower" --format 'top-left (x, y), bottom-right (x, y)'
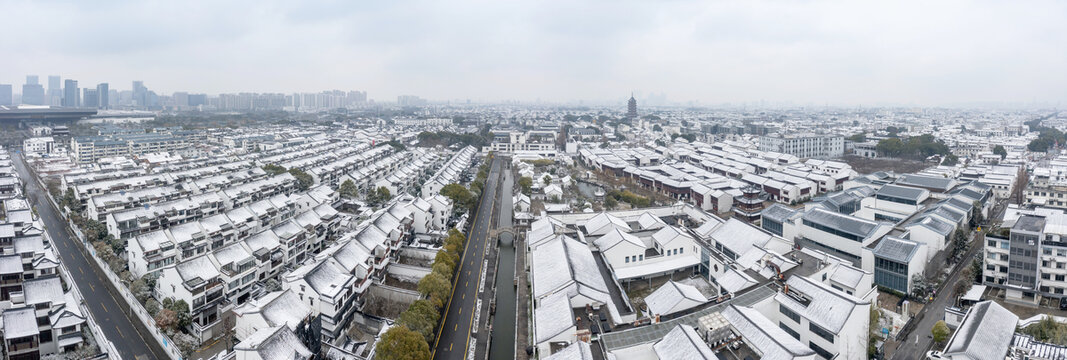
top-left (188, 94), bottom-right (206, 107)
top-left (83, 88), bottom-right (98, 110)
top-left (132, 81), bottom-right (147, 107)
top-left (48, 75), bottom-right (62, 105)
top-left (173, 92), bottom-right (189, 108)
top-left (63, 79), bottom-right (79, 107)
top-left (96, 83), bottom-right (109, 109)
top-left (21, 76), bottom-right (45, 105)
top-left (0, 84), bottom-right (11, 106)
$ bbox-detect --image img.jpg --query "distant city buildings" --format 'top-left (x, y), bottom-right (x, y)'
top-left (0, 84), bottom-right (11, 106)
top-left (21, 76), bottom-right (45, 105)
top-left (62, 79), bottom-right (78, 107)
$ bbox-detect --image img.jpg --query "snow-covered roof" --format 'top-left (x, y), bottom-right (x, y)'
top-left (534, 292), bottom-right (575, 344)
top-left (722, 305), bottom-right (815, 360)
top-left (234, 326), bottom-right (313, 360)
top-left (584, 212), bottom-right (629, 235)
top-left (542, 340), bottom-right (593, 360)
top-left (3, 307), bottom-right (37, 339)
top-left (531, 235), bottom-right (609, 302)
top-left (943, 301), bottom-right (1018, 360)
top-left (652, 325), bottom-right (717, 360)
top-left (710, 218), bottom-right (772, 255)
top-left (644, 281), bottom-right (706, 317)
top-left (775, 275), bottom-right (868, 333)
top-left (593, 227), bottom-right (644, 252)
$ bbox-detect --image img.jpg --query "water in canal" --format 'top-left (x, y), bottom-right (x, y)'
top-left (489, 170), bottom-right (517, 360)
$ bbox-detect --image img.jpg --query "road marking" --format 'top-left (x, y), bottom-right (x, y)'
top-left (89, 284), bottom-right (95, 292)
top-left (455, 323), bottom-right (458, 331)
top-left (462, 294), bottom-right (465, 299)
top-left (432, 159), bottom-right (500, 358)
top-left (101, 303), bottom-right (108, 313)
top-left (116, 327), bottom-right (123, 337)
top-left (458, 308), bottom-right (462, 315)
top-left (465, 281), bottom-right (468, 287)
top-left (449, 343), bottom-right (453, 351)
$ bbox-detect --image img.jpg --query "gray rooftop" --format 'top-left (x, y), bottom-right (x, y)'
top-left (802, 208), bottom-right (879, 239)
top-left (1015, 215), bottom-right (1046, 233)
top-left (876, 184), bottom-right (926, 201)
top-left (872, 236), bottom-right (920, 264)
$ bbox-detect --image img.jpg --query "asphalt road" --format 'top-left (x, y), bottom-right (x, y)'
top-left (891, 200), bottom-right (1008, 359)
top-left (433, 157), bottom-right (502, 360)
top-left (13, 154), bottom-right (170, 360)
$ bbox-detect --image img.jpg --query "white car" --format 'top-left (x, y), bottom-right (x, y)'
top-left (925, 351), bottom-right (943, 360)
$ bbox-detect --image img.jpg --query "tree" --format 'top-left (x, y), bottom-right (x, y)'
top-left (434, 250), bottom-right (456, 272)
top-left (288, 168), bottom-right (314, 191)
top-left (154, 309), bottom-right (178, 331)
top-left (264, 279), bottom-right (282, 292)
top-left (518, 176), bottom-right (533, 195)
top-left (262, 164), bottom-right (287, 175)
top-left (397, 299), bottom-right (441, 343)
top-left (440, 184), bottom-right (475, 211)
top-left (970, 201), bottom-right (984, 229)
top-left (847, 133), bottom-right (866, 143)
top-left (993, 145), bottom-right (1007, 160)
top-left (653, 124), bottom-right (663, 132)
top-left (375, 326), bottom-right (431, 360)
top-left (954, 265), bottom-right (973, 297)
top-left (911, 274), bottom-right (928, 299)
top-left (418, 273), bottom-right (451, 308)
top-left (604, 196), bottom-right (618, 210)
top-left (339, 179), bottom-right (359, 199)
top-left (162, 298), bottom-right (192, 330)
top-left (542, 174), bottom-right (552, 185)
top-left (171, 332), bottom-right (199, 358)
top-left (130, 277), bottom-right (152, 304)
top-left (942, 154), bottom-right (959, 166)
top-left (931, 321), bottom-right (950, 344)
top-left (953, 229), bottom-right (968, 258)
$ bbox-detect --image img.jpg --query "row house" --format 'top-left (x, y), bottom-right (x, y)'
top-left (127, 201), bottom-right (337, 278)
top-left (156, 256), bottom-right (229, 342)
top-left (421, 146), bottom-right (477, 198)
top-left (308, 144), bottom-right (388, 188)
top-left (374, 150), bottom-right (438, 197)
top-left (220, 173), bottom-right (297, 209)
top-left (339, 151), bottom-right (413, 196)
top-left (86, 185), bottom-right (190, 222)
top-left (106, 192), bottom-right (225, 240)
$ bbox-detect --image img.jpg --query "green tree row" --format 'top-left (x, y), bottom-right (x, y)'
top-left (875, 134), bottom-right (950, 160)
top-left (376, 229), bottom-right (468, 360)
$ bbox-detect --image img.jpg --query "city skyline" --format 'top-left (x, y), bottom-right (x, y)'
top-left (2, 1), bottom-right (1066, 106)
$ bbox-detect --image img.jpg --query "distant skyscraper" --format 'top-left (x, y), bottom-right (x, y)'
top-left (0, 85), bottom-right (11, 106)
top-left (63, 79), bottom-right (79, 107)
top-left (82, 88), bottom-right (98, 110)
top-left (96, 83), bottom-right (109, 109)
top-left (132, 81), bottom-right (147, 107)
top-left (21, 76), bottom-right (44, 105)
top-left (627, 93), bottom-right (638, 119)
top-left (47, 75), bottom-right (62, 105)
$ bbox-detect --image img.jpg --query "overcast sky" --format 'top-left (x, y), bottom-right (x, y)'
top-left (3, 0), bottom-right (1065, 106)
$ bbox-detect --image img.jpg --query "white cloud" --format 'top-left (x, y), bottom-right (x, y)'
top-left (1, 0), bottom-right (1064, 105)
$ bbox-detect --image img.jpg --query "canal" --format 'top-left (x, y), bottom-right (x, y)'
top-left (489, 168), bottom-right (517, 360)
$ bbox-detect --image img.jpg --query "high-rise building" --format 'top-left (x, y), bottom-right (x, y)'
top-left (63, 79), bottom-right (79, 107)
top-left (188, 94), bottom-right (207, 107)
top-left (21, 76), bottom-right (44, 105)
top-left (48, 75), bottom-right (62, 106)
top-left (83, 88), bottom-right (98, 110)
top-left (132, 81), bottom-right (147, 107)
top-left (627, 93), bottom-right (638, 119)
top-left (96, 83), bottom-right (109, 109)
top-left (0, 84), bottom-right (11, 106)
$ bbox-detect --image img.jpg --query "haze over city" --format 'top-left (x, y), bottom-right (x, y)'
top-left (3, 0), bottom-right (1066, 106)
